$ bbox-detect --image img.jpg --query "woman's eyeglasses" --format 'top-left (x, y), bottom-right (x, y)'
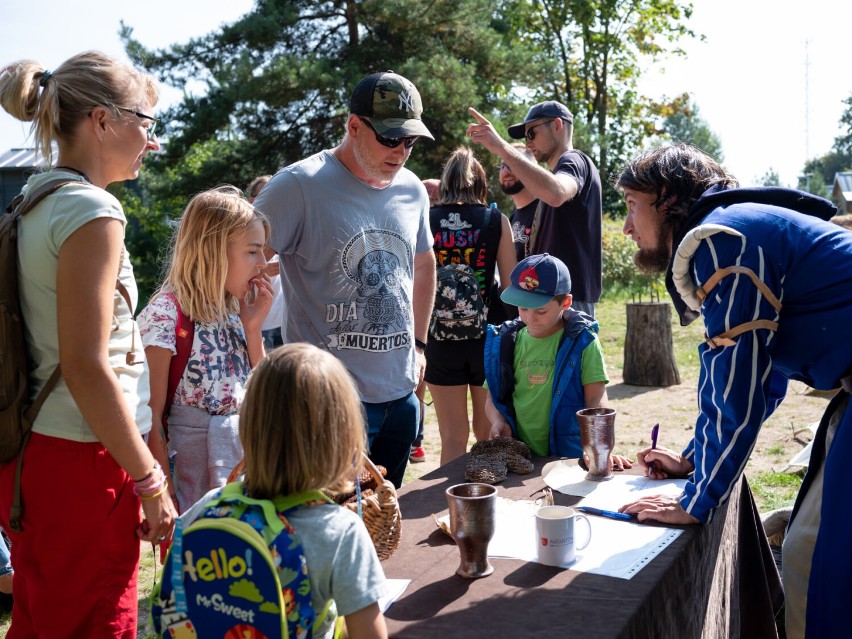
top-left (524, 119), bottom-right (555, 141)
top-left (359, 117), bottom-right (418, 150)
top-left (120, 108), bottom-right (160, 140)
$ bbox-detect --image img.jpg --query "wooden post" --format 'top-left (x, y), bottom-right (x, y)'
top-left (623, 302), bottom-right (681, 387)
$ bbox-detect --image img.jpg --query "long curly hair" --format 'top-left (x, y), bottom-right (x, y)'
top-left (614, 143), bottom-right (738, 235)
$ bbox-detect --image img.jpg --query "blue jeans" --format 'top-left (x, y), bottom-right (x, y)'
top-left (363, 392), bottom-right (419, 488)
top-left (0, 531), bottom-right (12, 578)
top-left (261, 327), bottom-right (284, 351)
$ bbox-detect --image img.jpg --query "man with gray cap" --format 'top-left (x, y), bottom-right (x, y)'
top-left (254, 71), bottom-right (436, 487)
top-left (468, 102), bottom-right (602, 316)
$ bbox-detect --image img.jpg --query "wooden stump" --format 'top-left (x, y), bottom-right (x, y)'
top-left (623, 302), bottom-right (681, 387)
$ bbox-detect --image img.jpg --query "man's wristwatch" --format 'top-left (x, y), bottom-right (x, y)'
top-left (414, 337), bottom-right (428, 352)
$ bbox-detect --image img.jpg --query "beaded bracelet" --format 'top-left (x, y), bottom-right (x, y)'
top-left (133, 462), bottom-right (167, 497)
top-left (139, 484), bottom-right (169, 501)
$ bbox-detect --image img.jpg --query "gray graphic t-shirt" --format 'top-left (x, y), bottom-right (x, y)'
top-left (254, 149), bottom-right (432, 402)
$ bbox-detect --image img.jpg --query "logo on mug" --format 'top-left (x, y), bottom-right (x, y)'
top-left (541, 536), bottom-right (572, 547)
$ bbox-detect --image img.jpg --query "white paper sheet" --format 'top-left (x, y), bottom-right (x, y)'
top-left (379, 578), bottom-right (410, 612)
top-left (436, 496), bottom-right (683, 580)
top-left (541, 460), bottom-right (688, 511)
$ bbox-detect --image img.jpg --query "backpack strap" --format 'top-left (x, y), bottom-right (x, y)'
top-left (8, 178), bottom-right (133, 532)
top-left (161, 292), bottom-right (195, 439)
top-left (695, 265), bottom-right (782, 349)
top-left (474, 207), bottom-right (494, 307)
top-left (8, 179), bottom-right (79, 532)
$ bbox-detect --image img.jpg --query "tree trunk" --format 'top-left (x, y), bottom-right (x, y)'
top-left (622, 302), bottom-right (681, 387)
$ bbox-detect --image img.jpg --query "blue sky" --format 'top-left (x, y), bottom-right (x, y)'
top-left (2, 0), bottom-right (850, 187)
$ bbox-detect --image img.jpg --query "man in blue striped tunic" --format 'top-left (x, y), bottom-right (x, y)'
top-left (615, 144), bottom-right (852, 639)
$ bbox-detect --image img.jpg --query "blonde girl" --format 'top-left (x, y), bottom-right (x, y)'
top-left (181, 343), bottom-right (389, 639)
top-left (139, 186), bottom-right (273, 513)
top-left (0, 51), bottom-right (175, 636)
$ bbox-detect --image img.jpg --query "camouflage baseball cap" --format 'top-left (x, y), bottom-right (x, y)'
top-left (349, 71), bottom-right (434, 140)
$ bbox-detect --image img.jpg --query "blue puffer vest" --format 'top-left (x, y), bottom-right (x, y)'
top-left (483, 309), bottom-right (599, 457)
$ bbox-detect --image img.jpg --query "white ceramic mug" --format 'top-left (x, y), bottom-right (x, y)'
top-left (535, 505), bottom-right (591, 567)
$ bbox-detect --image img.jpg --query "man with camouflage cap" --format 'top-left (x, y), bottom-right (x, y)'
top-left (254, 71), bottom-right (436, 488)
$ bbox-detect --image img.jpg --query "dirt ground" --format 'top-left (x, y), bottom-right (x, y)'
top-left (407, 373), bottom-right (830, 483)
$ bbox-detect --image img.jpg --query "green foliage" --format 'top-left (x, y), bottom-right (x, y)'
top-left (121, 0), bottom-right (533, 197)
top-left (797, 171), bottom-right (830, 199)
top-left (601, 218), bottom-right (663, 296)
top-left (757, 168), bottom-right (782, 187)
top-left (652, 94), bottom-right (724, 162)
top-left (111, 181), bottom-right (177, 310)
top-left (511, 0), bottom-right (699, 212)
top-left (119, 0), bottom-right (698, 218)
top-left (798, 92), bottom-right (852, 187)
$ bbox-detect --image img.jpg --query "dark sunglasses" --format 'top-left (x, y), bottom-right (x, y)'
top-left (524, 119), bottom-right (555, 141)
top-left (359, 117), bottom-right (418, 149)
top-left (120, 107), bottom-right (160, 140)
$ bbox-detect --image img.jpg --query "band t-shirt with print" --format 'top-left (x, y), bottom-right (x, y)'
top-left (510, 200), bottom-right (538, 262)
top-left (512, 327), bottom-right (608, 456)
top-left (254, 149), bottom-right (432, 403)
top-left (138, 294), bottom-right (250, 416)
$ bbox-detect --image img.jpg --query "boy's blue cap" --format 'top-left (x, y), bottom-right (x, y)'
top-left (500, 253), bottom-right (572, 309)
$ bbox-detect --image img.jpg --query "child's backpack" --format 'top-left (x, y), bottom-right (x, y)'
top-left (150, 482), bottom-right (335, 639)
top-left (429, 208), bottom-right (493, 342)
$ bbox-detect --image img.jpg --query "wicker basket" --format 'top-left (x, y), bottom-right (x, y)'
top-left (225, 455), bottom-right (401, 561)
top-left (347, 455), bottom-right (402, 561)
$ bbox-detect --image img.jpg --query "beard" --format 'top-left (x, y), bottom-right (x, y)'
top-left (500, 179), bottom-right (525, 195)
top-left (352, 131), bottom-right (402, 183)
top-left (633, 246), bottom-right (672, 274)
top-left (632, 224), bottom-right (673, 274)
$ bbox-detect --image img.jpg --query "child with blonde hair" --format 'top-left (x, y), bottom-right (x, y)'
top-left (139, 186), bottom-right (273, 512)
top-left (178, 343), bottom-right (389, 638)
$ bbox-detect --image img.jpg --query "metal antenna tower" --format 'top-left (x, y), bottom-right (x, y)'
top-left (805, 39), bottom-right (811, 160)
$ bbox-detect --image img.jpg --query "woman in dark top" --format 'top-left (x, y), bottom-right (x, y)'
top-left (426, 147), bottom-right (515, 465)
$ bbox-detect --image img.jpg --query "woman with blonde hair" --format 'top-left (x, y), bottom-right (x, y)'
top-left (426, 147), bottom-right (516, 464)
top-left (174, 343), bottom-right (388, 639)
top-left (139, 186), bottom-right (272, 513)
top-left (0, 51), bottom-right (175, 636)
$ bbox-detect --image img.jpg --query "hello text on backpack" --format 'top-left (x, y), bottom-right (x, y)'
top-left (429, 209), bottom-right (492, 342)
top-left (150, 483), bottom-right (334, 639)
top-left (0, 179), bottom-right (77, 464)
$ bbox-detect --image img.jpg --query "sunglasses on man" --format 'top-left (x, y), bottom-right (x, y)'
top-left (359, 117), bottom-right (418, 149)
top-left (524, 119), bottom-right (557, 141)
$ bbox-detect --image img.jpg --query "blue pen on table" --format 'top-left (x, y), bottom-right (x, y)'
top-left (577, 506), bottom-right (634, 521)
top-left (648, 423), bottom-right (660, 473)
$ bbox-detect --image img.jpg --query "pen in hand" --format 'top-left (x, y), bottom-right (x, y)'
top-left (648, 423), bottom-right (659, 473)
top-left (577, 506), bottom-right (634, 521)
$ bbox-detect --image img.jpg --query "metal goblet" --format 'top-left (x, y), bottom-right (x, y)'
top-left (577, 407), bottom-right (616, 481)
top-left (445, 483), bottom-right (497, 578)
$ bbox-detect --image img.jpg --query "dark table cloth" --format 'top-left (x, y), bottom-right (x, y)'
top-left (381, 455), bottom-right (783, 638)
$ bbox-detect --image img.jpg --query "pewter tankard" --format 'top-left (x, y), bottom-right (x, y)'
top-left (577, 407), bottom-right (616, 481)
top-left (445, 483), bottom-right (497, 578)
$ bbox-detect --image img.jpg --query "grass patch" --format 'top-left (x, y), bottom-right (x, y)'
top-left (765, 444), bottom-right (787, 457)
top-left (596, 291), bottom-right (706, 383)
top-left (749, 471), bottom-right (803, 513)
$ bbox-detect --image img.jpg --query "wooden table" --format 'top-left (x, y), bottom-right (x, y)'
top-left (381, 455), bottom-right (782, 638)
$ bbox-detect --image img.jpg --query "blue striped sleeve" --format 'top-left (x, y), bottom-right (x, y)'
top-left (679, 231), bottom-right (784, 523)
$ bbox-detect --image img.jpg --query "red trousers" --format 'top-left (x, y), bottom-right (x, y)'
top-left (0, 433), bottom-right (142, 638)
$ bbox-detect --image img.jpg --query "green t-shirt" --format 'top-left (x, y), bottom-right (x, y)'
top-left (512, 327), bottom-right (608, 456)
